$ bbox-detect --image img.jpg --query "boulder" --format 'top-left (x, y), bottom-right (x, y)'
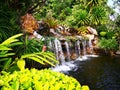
top-left (87, 26), bottom-right (98, 35)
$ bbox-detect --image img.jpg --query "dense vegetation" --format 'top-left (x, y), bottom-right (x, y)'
top-left (0, 0), bottom-right (120, 51)
top-left (0, 69), bottom-right (89, 90)
top-left (0, 0), bottom-right (120, 89)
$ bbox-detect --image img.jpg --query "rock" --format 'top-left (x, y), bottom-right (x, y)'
top-left (50, 28), bottom-right (61, 37)
top-left (70, 53), bottom-right (77, 60)
top-left (76, 35), bottom-right (82, 40)
top-left (87, 26), bottom-right (98, 35)
top-left (56, 25), bottom-right (71, 36)
top-left (59, 37), bottom-right (66, 41)
top-left (116, 51), bottom-right (120, 55)
top-left (33, 31), bottom-right (44, 40)
top-left (84, 34), bottom-right (95, 40)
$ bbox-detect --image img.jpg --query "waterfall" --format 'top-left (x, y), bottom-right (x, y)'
top-left (48, 39), bottom-right (53, 51)
top-left (76, 40), bottom-right (81, 56)
top-left (82, 39), bottom-right (86, 55)
top-left (64, 41), bottom-right (71, 61)
top-left (51, 37), bottom-right (98, 72)
top-left (88, 38), bottom-right (93, 54)
top-left (54, 38), bottom-right (65, 63)
top-left (47, 37), bottom-right (95, 65)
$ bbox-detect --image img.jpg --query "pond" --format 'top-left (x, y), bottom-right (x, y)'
top-left (52, 55), bottom-right (120, 90)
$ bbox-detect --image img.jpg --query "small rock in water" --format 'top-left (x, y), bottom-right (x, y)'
top-left (116, 51), bottom-right (120, 55)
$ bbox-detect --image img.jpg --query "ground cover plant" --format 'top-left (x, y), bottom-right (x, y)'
top-left (0, 69), bottom-right (89, 90)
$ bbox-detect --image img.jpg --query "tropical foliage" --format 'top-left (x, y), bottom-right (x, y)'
top-left (1, 0), bottom-right (119, 89)
top-left (0, 34), bottom-right (23, 71)
top-left (0, 34), bottom-right (58, 72)
top-left (0, 69), bottom-right (89, 90)
top-left (0, 7), bottom-right (20, 42)
top-left (98, 38), bottom-right (118, 50)
top-left (43, 12), bottom-right (58, 28)
top-left (15, 37), bottom-right (44, 56)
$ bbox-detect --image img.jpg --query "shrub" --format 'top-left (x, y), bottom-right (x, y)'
top-left (98, 38), bottom-right (118, 50)
top-left (0, 69), bottom-right (89, 90)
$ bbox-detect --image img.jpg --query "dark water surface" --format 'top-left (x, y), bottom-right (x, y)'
top-left (65, 56), bottom-right (120, 90)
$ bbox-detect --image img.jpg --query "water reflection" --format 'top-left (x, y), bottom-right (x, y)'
top-left (66, 56), bottom-right (120, 90)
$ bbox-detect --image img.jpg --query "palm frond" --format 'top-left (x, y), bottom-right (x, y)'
top-left (0, 46), bottom-right (12, 50)
top-left (21, 52), bottom-right (58, 66)
top-left (1, 34), bottom-right (23, 45)
top-left (0, 33), bottom-right (23, 71)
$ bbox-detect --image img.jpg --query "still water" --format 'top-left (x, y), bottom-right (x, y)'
top-left (64, 56), bottom-right (120, 90)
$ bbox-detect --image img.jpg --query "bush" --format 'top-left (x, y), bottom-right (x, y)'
top-left (0, 69), bottom-right (89, 90)
top-left (98, 38), bottom-right (118, 50)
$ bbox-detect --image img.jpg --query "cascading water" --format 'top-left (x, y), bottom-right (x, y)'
top-left (48, 39), bottom-right (53, 51)
top-left (64, 41), bottom-right (71, 61)
top-left (54, 38), bottom-right (65, 63)
top-left (75, 39), bottom-right (88, 61)
top-left (51, 37), bottom-right (98, 72)
top-left (75, 40), bottom-right (79, 58)
top-left (88, 38), bottom-right (93, 54)
top-left (76, 40), bottom-right (81, 56)
top-left (82, 39), bottom-right (86, 55)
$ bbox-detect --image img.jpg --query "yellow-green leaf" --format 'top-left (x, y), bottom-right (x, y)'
top-left (17, 59), bottom-right (25, 71)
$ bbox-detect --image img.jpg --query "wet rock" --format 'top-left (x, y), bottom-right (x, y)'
top-left (70, 53), bottom-right (78, 60)
top-left (116, 51), bottom-right (120, 55)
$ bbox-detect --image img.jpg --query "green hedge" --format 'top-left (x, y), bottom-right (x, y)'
top-left (0, 69), bottom-right (89, 90)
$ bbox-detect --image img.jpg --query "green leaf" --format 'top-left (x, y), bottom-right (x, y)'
top-left (44, 52), bottom-right (56, 59)
top-left (12, 81), bottom-right (19, 90)
top-left (7, 42), bottom-right (23, 47)
top-left (0, 46), bottom-right (12, 50)
top-left (20, 51), bottom-right (58, 66)
top-left (25, 56), bottom-right (45, 65)
top-left (17, 59), bottom-right (25, 71)
top-left (0, 58), bottom-right (9, 61)
top-left (43, 54), bottom-right (58, 64)
top-left (82, 85), bottom-right (90, 90)
top-left (3, 58), bottom-right (12, 70)
top-left (0, 53), bottom-right (15, 58)
top-left (1, 33), bottom-right (23, 45)
top-left (34, 54), bottom-right (55, 66)
top-left (21, 53), bottom-right (38, 58)
top-left (5, 53), bottom-right (15, 56)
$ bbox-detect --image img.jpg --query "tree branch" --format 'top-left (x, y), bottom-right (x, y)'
top-left (27, 0), bottom-right (47, 14)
